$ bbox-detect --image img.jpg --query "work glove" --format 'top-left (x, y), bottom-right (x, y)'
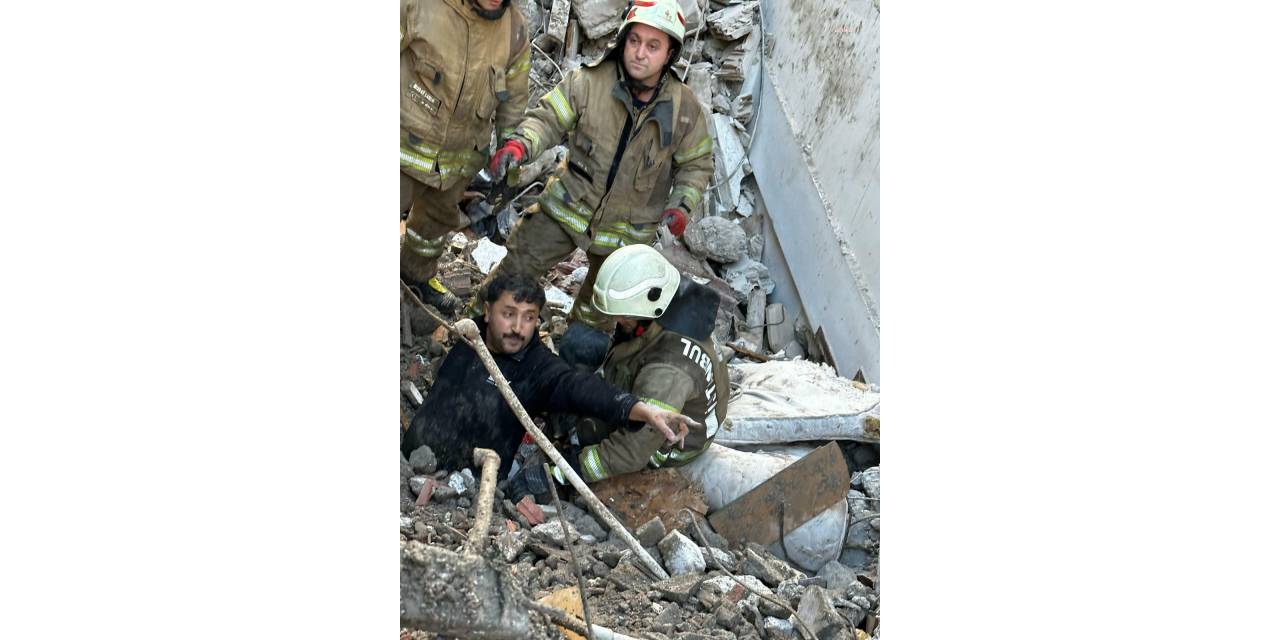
top-left (488, 139), bottom-right (527, 182)
top-left (660, 207), bottom-right (688, 236)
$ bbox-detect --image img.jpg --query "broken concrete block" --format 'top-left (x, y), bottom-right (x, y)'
top-left (686, 62), bottom-right (716, 116)
top-left (654, 572), bottom-right (708, 602)
top-left (838, 547), bottom-right (870, 571)
top-left (447, 469), bottom-right (476, 497)
top-left (684, 215), bottom-right (747, 264)
top-left (742, 545), bottom-right (804, 587)
top-left (720, 257), bottom-right (774, 303)
top-left (859, 467), bottom-right (880, 501)
top-left (701, 546), bottom-right (736, 571)
top-left (470, 237), bottom-right (508, 274)
top-left (546, 0), bottom-right (572, 45)
top-left (817, 560), bottom-right (861, 596)
top-left (635, 516), bottom-right (667, 547)
top-left (512, 0), bottom-right (544, 38)
top-left (654, 602), bottom-right (683, 634)
top-left (698, 574), bottom-right (771, 610)
top-left (408, 446), bottom-right (437, 475)
top-left (495, 529), bottom-right (529, 562)
top-left (659, 530), bottom-right (706, 576)
top-left (707, 1), bottom-right (757, 40)
top-left (720, 360), bottom-right (879, 446)
top-left (675, 0), bottom-right (705, 33)
top-left (408, 476), bottom-right (429, 496)
top-left (402, 381), bottom-right (423, 406)
top-left (400, 542), bottom-right (530, 638)
top-left (761, 616), bottom-right (795, 640)
top-left (572, 0), bottom-right (628, 40)
top-left (532, 520), bottom-right (580, 546)
top-left (711, 114), bottom-right (748, 214)
top-left (795, 585), bottom-right (844, 640)
top-left (400, 515), bottom-right (415, 535)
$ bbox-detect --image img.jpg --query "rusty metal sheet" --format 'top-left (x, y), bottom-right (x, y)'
top-left (590, 468), bottom-right (708, 533)
top-left (708, 442), bottom-right (849, 546)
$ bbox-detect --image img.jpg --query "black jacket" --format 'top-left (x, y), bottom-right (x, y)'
top-left (401, 316), bottom-right (640, 478)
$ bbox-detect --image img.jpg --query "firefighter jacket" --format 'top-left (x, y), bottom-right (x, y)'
top-left (400, 316), bottom-right (640, 479)
top-left (400, 0), bottom-right (531, 190)
top-left (510, 60), bottom-right (714, 255)
top-left (568, 278), bottom-right (729, 482)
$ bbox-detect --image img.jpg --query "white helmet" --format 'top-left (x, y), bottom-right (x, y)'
top-left (620, 0), bottom-right (687, 44)
top-left (592, 244), bottom-right (680, 318)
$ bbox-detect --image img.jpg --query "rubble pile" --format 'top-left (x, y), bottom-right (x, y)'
top-left (401, 443), bottom-right (879, 640)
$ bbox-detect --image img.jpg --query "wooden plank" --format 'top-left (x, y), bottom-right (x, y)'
top-left (708, 442), bottom-right (849, 546)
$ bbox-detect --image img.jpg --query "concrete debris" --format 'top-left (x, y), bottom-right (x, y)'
top-left (701, 545), bottom-right (737, 571)
top-left (470, 237), bottom-right (508, 274)
top-left (742, 545), bottom-right (804, 587)
top-left (711, 114), bottom-right (749, 215)
top-left (572, 0), bottom-right (629, 40)
top-left (720, 360), bottom-right (880, 445)
top-left (400, 541), bottom-right (530, 638)
top-left (855, 467), bottom-right (880, 501)
top-left (716, 25), bottom-right (760, 83)
top-left (447, 469), bottom-right (476, 497)
top-left (544, 285), bottom-right (576, 312)
top-left (513, 0), bottom-right (544, 38)
top-left (408, 446), bottom-right (437, 475)
top-left (675, 0), bottom-right (705, 34)
top-left (818, 560), bottom-right (862, 597)
top-left (496, 529), bottom-right (530, 562)
top-left (402, 380), bottom-right (424, 406)
top-left (761, 616), bottom-right (795, 640)
top-left (707, 1), bottom-right (757, 41)
top-left (795, 585), bottom-right (845, 640)
top-left (658, 530), bottom-right (706, 576)
top-left (635, 516), bottom-right (667, 547)
top-left (408, 476), bottom-right (429, 496)
top-left (684, 215), bottom-right (748, 264)
top-left (698, 574), bottom-right (771, 609)
top-left (533, 519), bottom-right (580, 546)
top-left (720, 257), bottom-right (774, 303)
top-left (547, 0), bottom-right (572, 46)
top-left (654, 572), bottom-right (709, 602)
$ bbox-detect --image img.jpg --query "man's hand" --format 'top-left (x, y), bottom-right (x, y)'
top-left (630, 401), bottom-right (700, 449)
top-left (488, 139), bottom-right (527, 181)
top-left (515, 495), bottom-right (545, 525)
top-left (659, 208), bottom-right (688, 236)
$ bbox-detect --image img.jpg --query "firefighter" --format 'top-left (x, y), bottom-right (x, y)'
top-left (505, 245), bottom-right (728, 521)
top-left (400, 0), bottom-right (531, 311)
top-left (468, 0), bottom-right (714, 368)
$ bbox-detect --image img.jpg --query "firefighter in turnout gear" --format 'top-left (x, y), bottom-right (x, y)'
top-left (505, 245), bottom-right (728, 506)
top-left (400, 0), bottom-right (531, 311)
top-left (467, 0), bottom-right (714, 362)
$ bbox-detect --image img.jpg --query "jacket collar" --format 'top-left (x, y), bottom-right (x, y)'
top-left (611, 62), bottom-right (677, 148)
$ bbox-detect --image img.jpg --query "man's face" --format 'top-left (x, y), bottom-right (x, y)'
top-left (622, 23), bottom-right (672, 88)
top-left (474, 0), bottom-right (504, 11)
top-left (483, 291), bottom-right (541, 355)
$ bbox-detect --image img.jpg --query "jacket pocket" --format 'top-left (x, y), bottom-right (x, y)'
top-left (475, 66), bottom-right (500, 121)
top-left (634, 139), bottom-right (668, 193)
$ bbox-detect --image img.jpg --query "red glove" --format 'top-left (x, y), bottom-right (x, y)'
top-left (488, 139), bottom-right (527, 180)
top-left (660, 208), bottom-right (688, 236)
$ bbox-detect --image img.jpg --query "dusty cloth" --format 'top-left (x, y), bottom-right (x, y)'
top-left (400, 316), bottom-right (639, 479)
top-left (572, 279), bottom-right (729, 482)
top-left (399, 0), bottom-right (530, 283)
top-left (476, 59), bottom-right (713, 328)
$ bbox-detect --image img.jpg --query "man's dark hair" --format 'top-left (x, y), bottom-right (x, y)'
top-left (485, 272), bottom-right (546, 308)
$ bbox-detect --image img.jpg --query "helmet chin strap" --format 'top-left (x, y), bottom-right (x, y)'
top-left (468, 0), bottom-right (508, 20)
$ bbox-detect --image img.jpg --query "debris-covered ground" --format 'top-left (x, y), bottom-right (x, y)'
top-left (401, 1), bottom-right (879, 638)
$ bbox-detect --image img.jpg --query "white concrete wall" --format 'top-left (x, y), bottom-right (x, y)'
top-left (751, 0), bottom-right (879, 381)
